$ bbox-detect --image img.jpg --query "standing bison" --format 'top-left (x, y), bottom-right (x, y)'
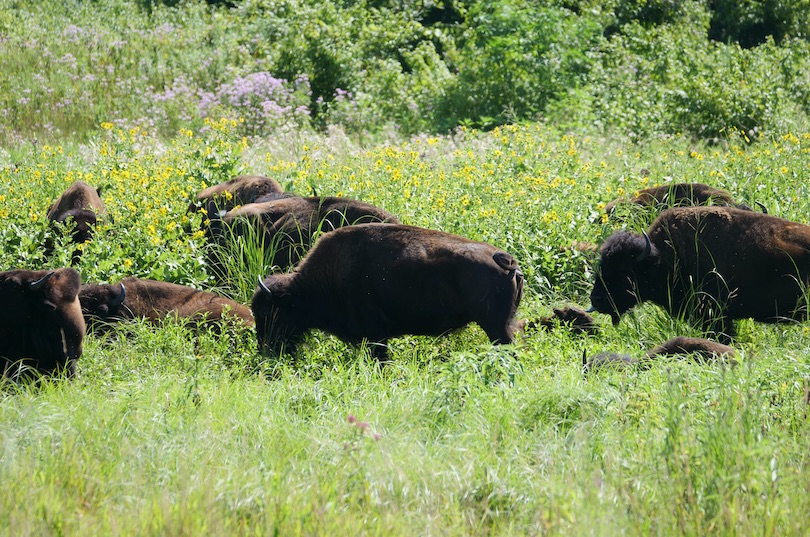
top-left (208, 195), bottom-right (401, 274)
top-left (252, 224), bottom-right (524, 361)
top-left (0, 268), bottom-right (85, 379)
top-left (46, 180), bottom-right (106, 261)
top-left (79, 277), bottom-right (254, 333)
top-left (590, 206), bottom-right (810, 341)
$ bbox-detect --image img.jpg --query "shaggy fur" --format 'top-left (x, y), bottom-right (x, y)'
top-left (0, 268), bottom-right (85, 379)
top-left (252, 224), bottom-right (524, 361)
top-left (591, 206), bottom-right (810, 341)
top-left (189, 175), bottom-right (287, 214)
top-left (603, 182), bottom-right (750, 215)
top-left (79, 277), bottom-right (254, 333)
top-left (532, 306), bottom-right (599, 335)
top-left (46, 180), bottom-right (106, 261)
top-left (208, 195), bottom-right (401, 274)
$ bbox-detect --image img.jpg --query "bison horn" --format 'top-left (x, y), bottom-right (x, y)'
top-left (585, 306), bottom-right (596, 313)
top-left (257, 276), bottom-right (272, 296)
top-left (755, 201), bottom-right (768, 214)
top-left (28, 271), bottom-right (55, 291)
top-left (636, 231), bottom-right (651, 262)
top-left (110, 283), bottom-right (126, 307)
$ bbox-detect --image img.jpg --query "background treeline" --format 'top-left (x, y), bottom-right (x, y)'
top-left (2, 0), bottom-right (809, 145)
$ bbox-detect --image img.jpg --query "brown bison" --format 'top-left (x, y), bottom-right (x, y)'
top-left (189, 175), bottom-right (288, 215)
top-left (46, 180), bottom-right (106, 260)
top-left (252, 224), bottom-right (524, 361)
top-left (590, 206), bottom-right (810, 342)
top-left (531, 306), bottom-right (599, 335)
top-left (582, 337), bottom-right (737, 374)
top-left (0, 268), bottom-right (85, 379)
top-left (603, 182), bottom-right (752, 216)
top-left (208, 195), bottom-right (401, 274)
top-left (79, 277), bottom-right (254, 332)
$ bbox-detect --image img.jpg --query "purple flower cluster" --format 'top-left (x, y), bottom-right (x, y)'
top-left (198, 72), bottom-right (312, 136)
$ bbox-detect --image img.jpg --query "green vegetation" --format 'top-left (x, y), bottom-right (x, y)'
top-left (2, 0), bottom-right (810, 534)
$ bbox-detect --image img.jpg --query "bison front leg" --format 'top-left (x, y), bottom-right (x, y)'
top-left (366, 339), bottom-right (391, 365)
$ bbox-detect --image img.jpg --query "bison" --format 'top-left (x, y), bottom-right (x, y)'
top-left (603, 182), bottom-right (752, 216)
top-left (189, 175), bottom-right (288, 215)
top-left (0, 268), bottom-right (85, 379)
top-left (251, 223), bottom-right (524, 361)
top-left (46, 180), bottom-right (106, 261)
top-left (590, 206), bottom-right (810, 341)
top-left (530, 305), bottom-right (599, 335)
top-left (208, 195), bottom-right (401, 275)
top-left (582, 337), bottom-right (737, 374)
top-left (79, 277), bottom-right (254, 333)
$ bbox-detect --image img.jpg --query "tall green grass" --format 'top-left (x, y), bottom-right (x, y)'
top-left (1, 123), bottom-right (810, 534)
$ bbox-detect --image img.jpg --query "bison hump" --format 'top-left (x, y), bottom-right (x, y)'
top-left (492, 251), bottom-right (518, 272)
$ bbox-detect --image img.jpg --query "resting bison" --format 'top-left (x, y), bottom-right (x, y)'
top-left (252, 224), bottom-right (524, 361)
top-left (590, 206), bottom-right (810, 341)
top-left (603, 182), bottom-right (751, 216)
top-left (531, 306), bottom-right (599, 335)
top-left (46, 180), bottom-right (106, 260)
top-left (189, 175), bottom-right (288, 215)
top-left (582, 337), bottom-right (737, 374)
top-left (208, 195), bottom-right (400, 274)
top-left (79, 277), bottom-right (254, 333)
top-left (0, 268), bottom-right (85, 379)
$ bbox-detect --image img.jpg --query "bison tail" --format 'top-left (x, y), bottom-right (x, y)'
top-left (493, 252), bottom-right (518, 272)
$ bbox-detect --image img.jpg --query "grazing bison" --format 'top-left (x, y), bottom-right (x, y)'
top-left (189, 175), bottom-right (288, 215)
top-left (590, 206), bottom-right (810, 341)
top-left (208, 195), bottom-right (401, 274)
top-left (46, 180), bottom-right (106, 260)
top-left (0, 268), bottom-right (85, 379)
top-left (251, 224), bottom-right (524, 361)
top-left (603, 182), bottom-right (751, 216)
top-left (79, 277), bottom-right (254, 333)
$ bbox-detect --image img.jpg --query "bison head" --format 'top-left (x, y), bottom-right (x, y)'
top-left (251, 276), bottom-right (306, 355)
top-left (79, 282), bottom-right (127, 325)
top-left (590, 230), bottom-right (660, 325)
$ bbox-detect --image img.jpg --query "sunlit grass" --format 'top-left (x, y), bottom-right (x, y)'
top-left (1, 122), bottom-right (810, 534)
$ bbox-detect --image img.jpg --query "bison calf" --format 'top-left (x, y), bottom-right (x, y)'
top-left (0, 268), bottom-right (85, 379)
top-left (79, 277), bottom-right (254, 333)
top-left (252, 224), bottom-right (524, 361)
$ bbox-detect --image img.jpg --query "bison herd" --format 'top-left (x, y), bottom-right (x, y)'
top-left (2, 175), bottom-right (805, 381)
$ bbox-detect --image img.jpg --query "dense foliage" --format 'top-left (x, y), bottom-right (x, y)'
top-left (1, 0), bottom-right (809, 144)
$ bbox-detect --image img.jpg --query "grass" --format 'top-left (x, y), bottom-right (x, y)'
top-left (1, 123), bottom-right (810, 535)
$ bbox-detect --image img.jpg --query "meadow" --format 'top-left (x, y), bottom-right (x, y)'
top-left (1, 120), bottom-right (810, 535)
top-left (2, 0), bottom-right (810, 535)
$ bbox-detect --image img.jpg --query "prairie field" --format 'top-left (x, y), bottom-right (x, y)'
top-left (2, 1), bottom-right (810, 535)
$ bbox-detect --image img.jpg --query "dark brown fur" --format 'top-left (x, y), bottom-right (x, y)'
top-left (251, 224), bottom-right (524, 361)
top-left (46, 180), bottom-right (106, 260)
top-left (208, 195), bottom-right (401, 274)
top-left (190, 175), bottom-right (287, 215)
top-left (603, 183), bottom-right (750, 215)
top-left (0, 268), bottom-right (85, 379)
top-left (79, 277), bottom-right (254, 333)
top-left (533, 306), bottom-right (599, 335)
top-left (591, 206), bottom-right (810, 341)
top-left (645, 336), bottom-right (737, 361)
